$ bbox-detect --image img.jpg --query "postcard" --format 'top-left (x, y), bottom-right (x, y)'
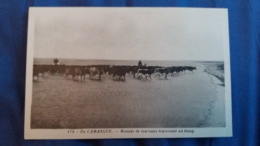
top-left (25, 7), bottom-right (232, 139)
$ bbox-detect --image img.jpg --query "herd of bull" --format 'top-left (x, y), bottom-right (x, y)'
top-left (33, 64), bottom-right (196, 81)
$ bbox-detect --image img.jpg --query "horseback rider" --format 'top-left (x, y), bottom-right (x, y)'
top-left (138, 60), bottom-right (142, 67)
top-left (53, 58), bottom-right (59, 65)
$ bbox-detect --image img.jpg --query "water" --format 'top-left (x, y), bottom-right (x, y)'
top-left (32, 58), bottom-right (226, 128)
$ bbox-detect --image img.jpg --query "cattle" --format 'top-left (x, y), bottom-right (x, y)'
top-left (64, 66), bottom-right (76, 80)
top-left (82, 66), bottom-right (90, 76)
top-left (154, 68), bottom-right (170, 79)
top-left (57, 65), bottom-right (67, 76)
top-left (33, 65), bottom-right (50, 81)
top-left (64, 67), bottom-right (72, 79)
top-left (71, 67), bottom-right (81, 81)
top-left (111, 66), bottom-right (128, 81)
top-left (167, 66), bottom-right (186, 75)
top-left (71, 66), bottom-right (89, 81)
top-left (130, 66), bottom-right (141, 78)
top-left (184, 66), bottom-right (196, 73)
top-left (167, 66), bottom-right (177, 76)
top-left (136, 68), bottom-right (155, 80)
top-left (45, 65), bottom-right (60, 76)
top-left (165, 66), bottom-right (196, 76)
top-left (89, 67), bottom-right (102, 80)
top-left (33, 65), bottom-right (40, 81)
top-left (33, 63), bottom-right (197, 82)
top-left (79, 66), bottom-right (89, 81)
top-left (166, 66), bottom-right (181, 75)
top-left (64, 66), bottom-right (89, 81)
top-left (103, 65), bottom-right (113, 75)
top-left (175, 66), bottom-right (185, 74)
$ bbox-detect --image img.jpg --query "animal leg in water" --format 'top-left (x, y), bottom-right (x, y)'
top-left (164, 74), bottom-right (168, 79)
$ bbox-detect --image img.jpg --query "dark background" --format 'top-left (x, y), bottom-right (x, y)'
top-left (0, 0), bottom-right (259, 146)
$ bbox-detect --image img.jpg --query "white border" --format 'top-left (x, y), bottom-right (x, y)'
top-left (24, 7), bottom-right (232, 139)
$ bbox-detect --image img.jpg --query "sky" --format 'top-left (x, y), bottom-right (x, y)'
top-left (32, 8), bottom-right (229, 61)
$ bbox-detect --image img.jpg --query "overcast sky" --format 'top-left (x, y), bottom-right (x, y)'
top-left (32, 8), bottom-right (228, 61)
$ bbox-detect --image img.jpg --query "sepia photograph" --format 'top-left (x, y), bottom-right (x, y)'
top-left (25, 8), bottom-right (232, 139)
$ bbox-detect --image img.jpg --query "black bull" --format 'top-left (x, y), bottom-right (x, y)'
top-left (111, 66), bottom-right (129, 81)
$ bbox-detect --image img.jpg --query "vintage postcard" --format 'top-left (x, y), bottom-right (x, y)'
top-left (25, 7), bottom-right (232, 139)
